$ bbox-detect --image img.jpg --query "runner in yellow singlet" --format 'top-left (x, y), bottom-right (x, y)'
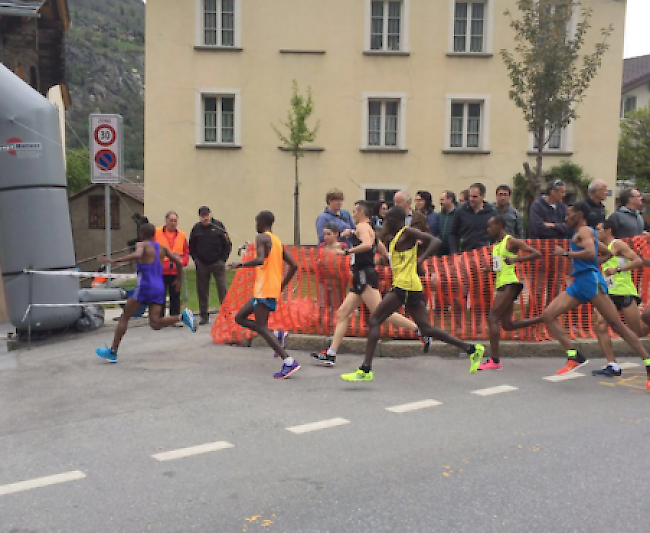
top-left (341, 206), bottom-right (485, 383)
top-left (228, 211), bottom-right (300, 380)
top-left (479, 215), bottom-right (541, 370)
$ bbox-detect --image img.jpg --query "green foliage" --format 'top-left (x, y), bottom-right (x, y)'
top-left (500, 0), bottom-right (612, 190)
top-left (617, 107), bottom-right (650, 192)
top-left (66, 148), bottom-right (92, 195)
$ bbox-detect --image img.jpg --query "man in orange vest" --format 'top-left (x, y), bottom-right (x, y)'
top-left (154, 211), bottom-right (189, 317)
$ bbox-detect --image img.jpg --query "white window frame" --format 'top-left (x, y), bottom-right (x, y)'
top-left (195, 0), bottom-right (242, 48)
top-left (621, 96), bottom-right (637, 119)
top-left (360, 184), bottom-right (407, 204)
top-left (448, 0), bottom-right (494, 54)
top-left (444, 94), bottom-right (490, 151)
top-left (528, 122), bottom-right (573, 153)
top-left (364, 0), bottom-right (410, 53)
top-left (196, 89), bottom-right (242, 146)
top-left (361, 92), bottom-right (408, 150)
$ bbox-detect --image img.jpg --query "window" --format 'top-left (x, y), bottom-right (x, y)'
top-left (88, 195), bottom-right (119, 230)
top-left (445, 96), bottom-right (490, 151)
top-left (364, 188), bottom-right (400, 206)
top-left (621, 96), bottom-right (637, 119)
top-left (532, 124), bottom-right (563, 151)
top-left (453, 2), bottom-right (485, 53)
top-left (197, 90), bottom-right (241, 146)
top-left (362, 93), bottom-right (407, 150)
top-left (199, 0), bottom-right (239, 47)
top-left (366, 0), bottom-right (409, 52)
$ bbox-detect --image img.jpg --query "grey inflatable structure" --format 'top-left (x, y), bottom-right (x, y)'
top-left (0, 64), bottom-right (124, 332)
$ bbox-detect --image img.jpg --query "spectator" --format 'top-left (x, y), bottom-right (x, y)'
top-left (154, 211), bottom-right (189, 317)
top-left (319, 222), bottom-right (348, 251)
top-left (528, 180), bottom-right (571, 239)
top-left (492, 185), bottom-right (524, 238)
top-left (316, 188), bottom-right (355, 246)
top-left (609, 188), bottom-right (649, 238)
top-left (584, 179), bottom-right (608, 228)
top-left (437, 190), bottom-right (457, 256)
top-left (393, 190), bottom-right (429, 232)
top-left (415, 190), bottom-right (440, 236)
top-left (189, 206), bottom-right (232, 325)
top-left (458, 189), bottom-right (469, 205)
top-left (370, 201), bottom-right (387, 231)
top-left (450, 183), bottom-right (496, 253)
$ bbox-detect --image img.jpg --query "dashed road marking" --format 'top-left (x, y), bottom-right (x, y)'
top-left (152, 441), bottom-right (234, 461)
top-left (386, 399), bottom-right (443, 413)
top-left (543, 372), bottom-right (585, 382)
top-left (619, 362), bottom-right (641, 370)
top-left (0, 470), bottom-right (86, 496)
top-left (286, 418), bottom-right (350, 434)
top-left (471, 385), bottom-right (518, 396)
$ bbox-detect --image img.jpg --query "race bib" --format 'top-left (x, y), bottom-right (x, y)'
top-left (349, 252), bottom-right (355, 266)
top-left (492, 255), bottom-right (502, 272)
top-left (387, 253), bottom-right (392, 268)
top-left (605, 276), bottom-right (616, 290)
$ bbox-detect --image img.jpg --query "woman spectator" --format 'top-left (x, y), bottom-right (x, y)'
top-left (370, 201), bottom-right (388, 231)
top-left (415, 190), bottom-right (439, 236)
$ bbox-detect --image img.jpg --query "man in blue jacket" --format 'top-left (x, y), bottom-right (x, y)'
top-left (315, 188), bottom-right (355, 246)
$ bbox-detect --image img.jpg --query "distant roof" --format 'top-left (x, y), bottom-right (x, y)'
top-left (0, 1), bottom-right (45, 17)
top-left (69, 181), bottom-right (144, 204)
top-left (623, 54), bottom-right (650, 93)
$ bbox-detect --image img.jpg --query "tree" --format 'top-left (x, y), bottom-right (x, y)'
top-left (66, 148), bottom-right (92, 195)
top-left (617, 107), bottom-right (650, 192)
top-left (273, 80), bottom-right (319, 245)
top-left (501, 0), bottom-right (612, 200)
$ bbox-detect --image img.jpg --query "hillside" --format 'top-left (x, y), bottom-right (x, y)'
top-left (65, 0), bottom-right (145, 171)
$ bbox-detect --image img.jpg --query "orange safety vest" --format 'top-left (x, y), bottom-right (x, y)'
top-left (154, 226), bottom-right (188, 275)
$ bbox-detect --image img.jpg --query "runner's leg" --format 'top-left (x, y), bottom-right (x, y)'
top-left (361, 287), bottom-right (418, 331)
top-left (235, 301), bottom-right (288, 358)
top-left (488, 287), bottom-right (518, 363)
top-left (594, 309), bottom-right (616, 364)
top-left (405, 301), bottom-right (472, 352)
top-left (330, 292), bottom-right (363, 350)
top-left (111, 298), bottom-right (144, 352)
top-left (361, 291), bottom-right (404, 368)
top-left (148, 303), bottom-right (181, 330)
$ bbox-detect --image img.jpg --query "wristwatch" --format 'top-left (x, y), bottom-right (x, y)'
top-left (616, 266), bottom-right (622, 273)
top-left (563, 251), bottom-right (569, 257)
top-left (344, 249), bottom-right (349, 255)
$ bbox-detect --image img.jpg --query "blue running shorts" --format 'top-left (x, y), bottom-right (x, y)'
top-left (565, 270), bottom-right (608, 303)
top-left (250, 297), bottom-right (277, 311)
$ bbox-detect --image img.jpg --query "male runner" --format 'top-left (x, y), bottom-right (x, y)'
top-left (479, 215), bottom-right (541, 370)
top-left (311, 200), bottom-right (430, 367)
top-left (341, 206), bottom-right (485, 382)
top-left (511, 202), bottom-right (650, 386)
top-left (95, 223), bottom-right (197, 362)
top-left (228, 211), bottom-right (300, 379)
top-left (592, 219), bottom-right (645, 377)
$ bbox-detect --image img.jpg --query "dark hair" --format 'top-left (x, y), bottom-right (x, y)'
top-left (569, 201), bottom-right (590, 221)
top-left (546, 179), bottom-right (565, 194)
top-left (459, 189), bottom-right (469, 202)
top-left (257, 210), bottom-right (275, 227)
top-left (139, 223), bottom-right (156, 240)
top-left (355, 200), bottom-right (373, 218)
top-left (601, 217), bottom-right (619, 237)
top-left (490, 215), bottom-right (506, 228)
top-left (323, 222), bottom-right (341, 234)
top-left (619, 187), bottom-right (638, 207)
top-left (443, 190), bottom-right (456, 203)
top-left (198, 206), bottom-right (211, 215)
top-left (469, 183), bottom-right (486, 197)
top-left (416, 190), bottom-right (434, 212)
top-left (373, 200), bottom-right (388, 217)
top-left (496, 185), bottom-right (512, 196)
top-left (379, 206), bottom-right (407, 245)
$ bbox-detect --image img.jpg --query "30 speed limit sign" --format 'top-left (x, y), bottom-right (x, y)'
top-left (94, 124), bottom-right (116, 147)
top-left (89, 114), bottom-right (123, 183)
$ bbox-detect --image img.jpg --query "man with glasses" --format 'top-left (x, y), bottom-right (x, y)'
top-left (608, 188), bottom-right (649, 238)
top-left (584, 179), bottom-right (608, 228)
top-left (528, 180), bottom-right (571, 240)
top-left (492, 185), bottom-right (523, 238)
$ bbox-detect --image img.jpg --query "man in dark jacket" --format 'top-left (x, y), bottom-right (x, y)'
top-left (450, 183), bottom-right (496, 253)
top-left (189, 206), bottom-right (232, 324)
top-left (437, 191), bottom-right (456, 256)
top-left (528, 180), bottom-right (571, 239)
top-left (584, 179), bottom-right (608, 228)
top-left (609, 188), bottom-right (649, 238)
top-left (492, 185), bottom-right (523, 238)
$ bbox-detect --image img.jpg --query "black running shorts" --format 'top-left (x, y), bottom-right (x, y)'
top-left (351, 267), bottom-right (378, 295)
top-left (609, 294), bottom-right (641, 311)
top-left (390, 287), bottom-right (424, 306)
top-left (496, 282), bottom-right (524, 302)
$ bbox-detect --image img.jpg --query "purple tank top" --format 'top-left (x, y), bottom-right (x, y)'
top-left (132, 241), bottom-right (165, 304)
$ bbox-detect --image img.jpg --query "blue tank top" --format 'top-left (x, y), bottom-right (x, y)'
top-left (133, 241), bottom-right (165, 304)
top-left (570, 227), bottom-right (599, 276)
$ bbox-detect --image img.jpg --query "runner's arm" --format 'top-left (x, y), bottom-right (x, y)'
top-left (342, 224), bottom-right (373, 256)
top-left (99, 241), bottom-right (144, 264)
top-left (597, 241), bottom-right (613, 264)
top-left (228, 234), bottom-right (270, 269)
top-left (609, 241), bottom-right (643, 273)
top-left (162, 245), bottom-right (183, 274)
top-left (507, 238), bottom-right (542, 263)
top-left (402, 227), bottom-right (441, 263)
top-left (374, 240), bottom-right (390, 265)
top-left (560, 227), bottom-right (596, 260)
top-left (280, 248), bottom-right (298, 291)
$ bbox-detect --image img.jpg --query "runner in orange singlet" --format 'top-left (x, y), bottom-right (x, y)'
top-left (228, 211), bottom-right (299, 379)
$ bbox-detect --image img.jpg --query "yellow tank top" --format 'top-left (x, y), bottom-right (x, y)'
top-left (254, 232), bottom-right (283, 299)
top-left (389, 227), bottom-right (422, 292)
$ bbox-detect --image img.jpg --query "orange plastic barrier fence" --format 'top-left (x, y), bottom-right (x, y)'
top-left (211, 236), bottom-right (650, 344)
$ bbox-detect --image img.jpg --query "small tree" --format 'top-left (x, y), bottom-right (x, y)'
top-left (501, 0), bottom-right (612, 201)
top-left (273, 80), bottom-right (319, 245)
top-left (66, 148), bottom-right (92, 195)
top-left (617, 107), bottom-right (650, 192)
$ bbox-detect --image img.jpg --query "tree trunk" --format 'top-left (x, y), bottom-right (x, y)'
top-left (294, 155), bottom-right (300, 246)
top-left (534, 125), bottom-right (545, 199)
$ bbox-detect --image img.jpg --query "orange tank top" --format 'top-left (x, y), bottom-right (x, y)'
top-left (254, 232), bottom-right (283, 299)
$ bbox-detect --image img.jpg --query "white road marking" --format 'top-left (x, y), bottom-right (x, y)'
top-left (0, 470), bottom-right (86, 496)
top-left (471, 385), bottom-right (518, 396)
top-left (286, 418), bottom-right (350, 434)
top-left (386, 399), bottom-right (443, 413)
top-left (543, 372), bottom-right (585, 382)
top-left (152, 441), bottom-right (234, 461)
top-left (619, 362), bottom-right (641, 370)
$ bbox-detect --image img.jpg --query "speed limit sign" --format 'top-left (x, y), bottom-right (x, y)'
top-left (89, 114), bottom-right (123, 183)
top-left (94, 124), bottom-right (116, 146)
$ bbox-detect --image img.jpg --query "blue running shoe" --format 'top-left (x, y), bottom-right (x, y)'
top-left (181, 308), bottom-right (197, 332)
top-left (274, 359), bottom-right (300, 379)
top-left (592, 364), bottom-right (622, 377)
top-left (273, 330), bottom-right (289, 358)
top-left (96, 345), bottom-right (117, 363)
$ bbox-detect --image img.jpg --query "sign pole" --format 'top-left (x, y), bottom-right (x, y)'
top-left (105, 184), bottom-right (112, 288)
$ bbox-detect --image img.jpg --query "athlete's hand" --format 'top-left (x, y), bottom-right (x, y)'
top-left (504, 257), bottom-right (516, 265)
top-left (604, 267), bottom-right (617, 277)
top-left (340, 229), bottom-right (353, 238)
top-left (416, 261), bottom-right (425, 277)
top-left (226, 262), bottom-right (242, 271)
top-left (97, 255), bottom-right (113, 264)
top-left (553, 247), bottom-right (566, 257)
top-left (173, 277), bottom-right (182, 291)
top-left (481, 264), bottom-right (492, 273)
top-left (335, 248), bottom-right (347, 256)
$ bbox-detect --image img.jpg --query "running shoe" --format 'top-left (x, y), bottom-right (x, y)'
top-left (181, 309), bottom-right (197, 332)
top-left (420, 335), bottom-right (431, 354)
top-left (646, 378), bottom-right (650, 390)
top-left (556, 358), bottom-right (589, 374)
top-left (478, 358), bottom-right (502, 371)
top-left (591, 365), bottom-right (621, 377)
top-left (96, 345), bottom-right (117, 363)
top-left (311, 350), bottom-right (336, 367)
top-left (274, 359), bottom-right (300, 379)
top-left (341, 368), bottom-right (374, 382)
top-left (469, 344), bottom-right (485, 373)
top-left (273, 331), bottom-right (289, 358)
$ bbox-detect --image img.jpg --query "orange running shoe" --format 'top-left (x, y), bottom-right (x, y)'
top-left (556, 359), bottom-right (589, 375)
top-left (646, 378), bottom-right (650, 390)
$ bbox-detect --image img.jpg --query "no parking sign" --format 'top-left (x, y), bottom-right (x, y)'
top-left (89, 114), bottom-right (123, 183)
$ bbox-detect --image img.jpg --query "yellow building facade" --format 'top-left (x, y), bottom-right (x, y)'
top-left (145, 0), bottom-right (626, 251)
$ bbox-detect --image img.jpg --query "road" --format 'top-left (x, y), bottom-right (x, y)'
top-left (1, 325), bottom-right (649, 532)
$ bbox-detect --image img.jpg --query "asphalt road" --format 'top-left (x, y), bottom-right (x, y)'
top-left (1, 325), bottom-right (649, 532)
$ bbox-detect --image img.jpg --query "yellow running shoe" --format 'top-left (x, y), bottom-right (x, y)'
top-left (341, 368), bottom-right (374, 382)
top-left (469, 344), bottom-right (485, 374)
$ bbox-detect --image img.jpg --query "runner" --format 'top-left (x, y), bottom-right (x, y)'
top-left (511, 202), bottom-right (650, 386)
top-left (479, 215), bottom-right (541, 370)
top-left (592, 219), bottom-right (646, 377)
top-left (341, 206), bottom-right (485, 382)
top-left (228, 211), bottom-right (300, 379)
top-left (311, 200), bottom-right (431, 367)
top-left (95, 223), bottom-right (197, 362)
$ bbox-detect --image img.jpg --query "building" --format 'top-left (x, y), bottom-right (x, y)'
top-left (145, 0), bottom-right (626, 250)
top-left (621, 54), bottom-right (650, 118)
